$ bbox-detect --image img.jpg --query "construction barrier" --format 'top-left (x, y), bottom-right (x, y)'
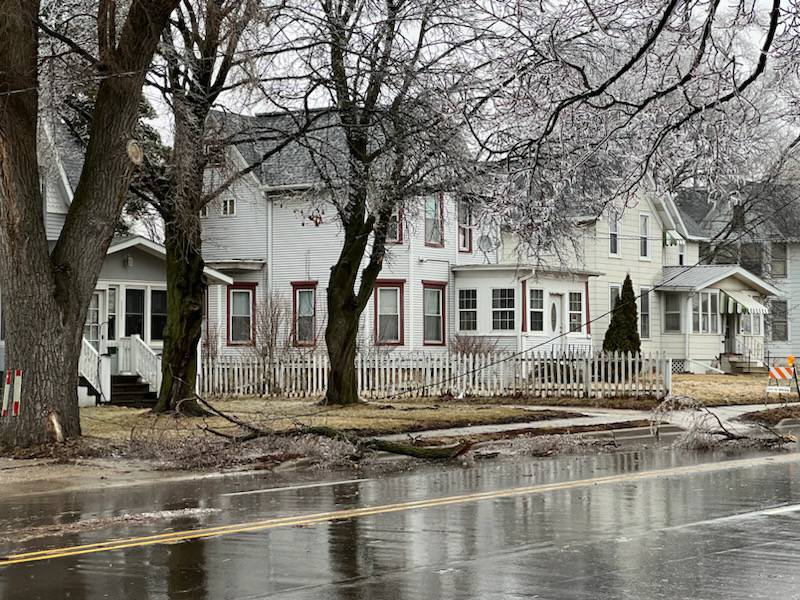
top-left (0, 369), bottom-right (22, 417)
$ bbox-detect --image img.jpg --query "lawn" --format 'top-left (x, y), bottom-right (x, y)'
top-left (671, 373), bottom-right (789, 406)
top-left (80, 399), bottom-right (583, 441)
top-left (738, 405), bottom-right (800, 426)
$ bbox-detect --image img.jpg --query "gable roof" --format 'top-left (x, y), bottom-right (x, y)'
top-left (108, 236), bottom-right (233, 285)
top-left (672, 184), bottom-right (800, 242)
top-left (658, 264), bottom-right (783, 296)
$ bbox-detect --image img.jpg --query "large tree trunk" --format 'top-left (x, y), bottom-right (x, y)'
top-left (325, 281), bottom-right (362, 406)
top-left (0, 0), bottom-right (178, 447)
top-left (154, 220), bottom-right (206, 415)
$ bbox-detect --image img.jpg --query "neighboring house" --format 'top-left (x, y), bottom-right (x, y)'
top-left (15, 122), bottom-right (232, 406)
top-left (673, 186), bottom-right (800, 365)
top-left (200, 112), bottom-right (600, 358)
top-left (199, 113), bottom-right (784, 374)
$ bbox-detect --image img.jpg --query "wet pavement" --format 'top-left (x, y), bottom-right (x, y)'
top-left (2, 448), bottom-right (800, 599)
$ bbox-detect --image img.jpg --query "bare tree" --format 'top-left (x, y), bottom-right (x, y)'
top-left (0, 0), bottom-right (178, 447)
top-left (269, 0), bottom-right (487, 405)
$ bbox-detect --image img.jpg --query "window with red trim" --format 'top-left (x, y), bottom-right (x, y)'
top-left (424, 196), bottom-right (444, 247)
top-left (292, 281), bottom-right (317, 346)
top-left (423, 281), bottom-right (446, 345)
top-left (374, 280), bottom-right (405, 345)
top-left (227, 283), bottom-right (256, 345)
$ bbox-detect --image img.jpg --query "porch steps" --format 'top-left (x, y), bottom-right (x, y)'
top-left (727, 355), bottom-right (769, 375)
top-left (110, 374), bottom-right (157, 408)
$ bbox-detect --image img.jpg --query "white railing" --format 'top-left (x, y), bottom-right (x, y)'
top-left (200, 350), bottom-right (671, 400)
top-left (129, 334), bottom-right (162, 393)
top-left (735, 335), bottom-right (765, 363)
top-left (78, 337), bottom-right (111, 401)
top-left (79, 338), bottom-right (102, 392)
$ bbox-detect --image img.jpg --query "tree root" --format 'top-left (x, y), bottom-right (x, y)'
top-left (193, 396), bottom-right (473, 460)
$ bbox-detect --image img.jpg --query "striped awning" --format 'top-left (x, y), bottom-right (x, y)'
top-left (721, 290), bottom-right (769, 314)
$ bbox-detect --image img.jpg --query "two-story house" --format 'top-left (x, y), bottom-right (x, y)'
top-left (200, 113), bottom-right (783, 374)
top-left (672, 185), bottom-right (800, 366)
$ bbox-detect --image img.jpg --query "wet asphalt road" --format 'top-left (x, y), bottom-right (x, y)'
top-left (2, 449), bottom-right (800, 599)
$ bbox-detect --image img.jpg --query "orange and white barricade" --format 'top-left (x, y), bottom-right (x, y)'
top-left (767, 356), bottom-right (796, 394)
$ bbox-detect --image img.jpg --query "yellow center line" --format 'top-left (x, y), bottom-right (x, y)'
top-left (1, 453), bottom-right (797, 567)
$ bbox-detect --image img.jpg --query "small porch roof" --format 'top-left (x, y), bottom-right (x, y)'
top-left (108, 236), bottom-right (234, 285)
top-left (451, 264), bottom-right (604, 278)
top-left (657, 265), bottom-right (783, 297)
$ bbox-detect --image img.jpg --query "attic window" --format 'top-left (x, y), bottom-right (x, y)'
top-left (204, 143), bottom-right (224, 168)
top-left (221, 198), bottom-right (236, 216)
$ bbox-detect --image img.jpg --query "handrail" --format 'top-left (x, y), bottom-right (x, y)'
top-left (129, 334), bottom-right (162, 393)
top-left (78, 338), bottom-right (101, 392)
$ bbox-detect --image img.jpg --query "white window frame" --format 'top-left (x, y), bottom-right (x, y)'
top-left (664, 293), bottom-right (682, 333)
top-left (458, 289), bottom-right (477, 332)
top-left (608, 215), bottom-right (620, 257)
top-left (567, 292), bottom-right (583, 334)
top-left (529, 288), bottom-right (544, 333)
top-left (457, 201), bottom-right (472, 252)
top-left (107, 286), bottom-right (118, 341)
top-left (149, 288), bottom-right (168, 341)
top-left (229, 288), bottom-right (254, 344)
top-left (678, 242), bottom-right (685, 266)
top-left (491, 288), bottom-right (515, 331)
top-left (424, 196), bottom-right (444, 247)
top-left (376, 285), bottom-right (402, 345)
top-left (639, 212), bottom-right (650, 260)
top-left (639, 287), bottom-right (650, 339)
top-left (221, 197), bottom-right (236, 217)
top-left (692, 291), bottom-right (719, 334)
top-left (609, 284), bottom-right (621, 313)
top-left (199, 204), bottom-right (208, 218)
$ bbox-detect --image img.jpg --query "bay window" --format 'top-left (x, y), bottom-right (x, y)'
top-left (529, 289), bottom-right (544, 332)
top-left (458, 289), bottom-right (477, 331)
top-left (692, 291), bottom-right (719, 334)
top-left (568, 292), bottom-right (583, 333)
top-left (492, 289), bottom-right (515, 330)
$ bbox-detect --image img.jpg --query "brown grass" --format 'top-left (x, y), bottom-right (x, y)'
top-left (671, 374), bottom-right (789, 406)
top-left (80, 399), bottom-right (583, 441)
top-left (738, 405), bottom-right (800, 426)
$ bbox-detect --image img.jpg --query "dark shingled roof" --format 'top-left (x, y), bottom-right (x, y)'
top-left (210, 110), bottom-right (346, 187)
top-left (673, 184), bottom-right (800, 242)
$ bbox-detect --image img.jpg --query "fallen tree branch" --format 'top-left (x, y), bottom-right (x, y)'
top-left (193, 396), bottom-right (474, 460)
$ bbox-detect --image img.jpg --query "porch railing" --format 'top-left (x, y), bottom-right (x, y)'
top-left (78, 337), bottom-right (111, 401)
top-left (735, 335), bottom-right (765, 364)
top-left (118, 335), bottom-right (162, 393)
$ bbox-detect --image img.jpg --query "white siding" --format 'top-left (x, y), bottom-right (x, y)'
top-left (201, 175), bottom-right (268, 262)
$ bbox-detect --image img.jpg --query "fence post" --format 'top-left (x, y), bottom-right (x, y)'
top-left (665, 357), bottom-right (672, 395)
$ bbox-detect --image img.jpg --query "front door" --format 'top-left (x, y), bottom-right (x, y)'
top-left (724, 313), bottom-right (737, 354)
top-left (550, 293), bottom-right (564, 347)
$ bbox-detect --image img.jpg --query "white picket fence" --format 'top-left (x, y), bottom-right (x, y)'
top-left (199, 350), bottom-right (671, 400)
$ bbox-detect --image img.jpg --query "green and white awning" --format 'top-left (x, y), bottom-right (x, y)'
top-left (721, 290), bottom-right (769, 314)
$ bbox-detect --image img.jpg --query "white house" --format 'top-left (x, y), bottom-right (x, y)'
top-left (198, 113), bottom-right (782, 375)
